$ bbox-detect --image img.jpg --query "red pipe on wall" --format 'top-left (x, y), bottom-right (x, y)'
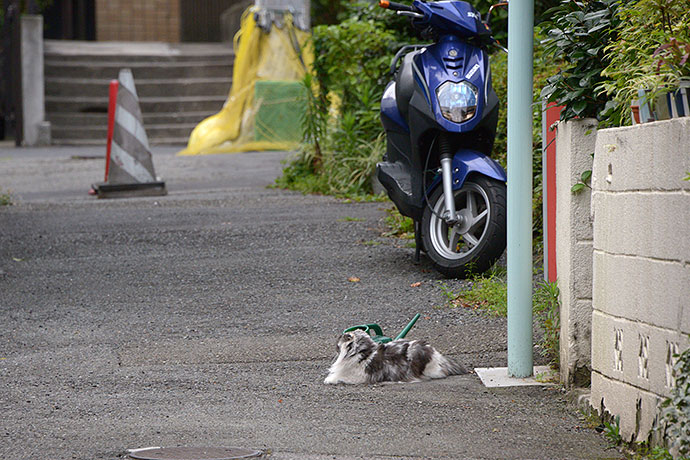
top-left (544, 103), bottom-right (562, 283)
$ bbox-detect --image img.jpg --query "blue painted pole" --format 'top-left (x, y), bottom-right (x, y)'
top-left (506, 0), bottom-right (534, 378)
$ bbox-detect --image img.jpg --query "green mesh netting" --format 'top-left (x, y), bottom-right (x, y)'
top-left (254, 80), bottom-right (307, 143)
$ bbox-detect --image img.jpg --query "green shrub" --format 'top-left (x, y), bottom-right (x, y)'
top-left (311, 0), bottom-right (348, 26)
top-left (599, 0), bottom-right (690, 125)
top-left (540, 0), bottom-right (621, 124)
top-left (490, 30), bottom-right (561, 244)
top-left (276, 7), bottom-right (410, 198)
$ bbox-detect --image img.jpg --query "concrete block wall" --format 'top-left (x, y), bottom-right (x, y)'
top-left (590, 117), bottom-right (690, 443)
top-left (95, 0), bottom-right (181, 42)
top-left (555, 118), bottom-right (598, 387)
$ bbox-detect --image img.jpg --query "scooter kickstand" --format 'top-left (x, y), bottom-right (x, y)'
top-left (414, 220), bottom-right (422, 262)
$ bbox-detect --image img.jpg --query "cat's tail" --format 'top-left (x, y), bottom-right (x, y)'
top-left (421, 348), bottom-right (469, 379)
top-left (441, 355), bottom-right (468, 376)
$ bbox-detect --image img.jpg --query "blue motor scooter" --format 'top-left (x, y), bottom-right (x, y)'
top-left (376, 0), bottom-right (508, 278)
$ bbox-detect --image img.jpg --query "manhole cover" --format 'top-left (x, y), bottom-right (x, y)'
top-left (128, 447), bottom-right (263, 460)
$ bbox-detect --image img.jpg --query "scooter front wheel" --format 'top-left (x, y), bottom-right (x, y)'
top-left (421, 175), bottom-right (506, 278)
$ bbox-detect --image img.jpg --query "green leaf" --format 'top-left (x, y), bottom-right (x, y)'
top-left (571, 183), bottom-right (586, 193)
top-left (581, 170), bottom-right (592, 182)
top-left (572, 100), bottom-right (588, 115)
top-left (602, 100), bottom-right (618, 112)
top-left (588, 22), bottom-right (610, 35)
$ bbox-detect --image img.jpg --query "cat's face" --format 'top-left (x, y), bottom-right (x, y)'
top-left (337, 329), bottom-right (375, 356)
top-left (336, 331), bottom-right (355, 352)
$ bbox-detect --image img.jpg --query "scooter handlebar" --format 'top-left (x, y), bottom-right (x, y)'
top-left (379, 0), bottom-right (414, 12)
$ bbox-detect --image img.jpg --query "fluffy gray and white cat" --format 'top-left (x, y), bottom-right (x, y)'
top-left (324, 329), bottom-right (467, 384)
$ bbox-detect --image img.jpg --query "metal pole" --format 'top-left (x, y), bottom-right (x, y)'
top-left (506, 0), bottom-right (534, 378)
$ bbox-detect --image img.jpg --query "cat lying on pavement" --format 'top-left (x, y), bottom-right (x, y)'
top-left (324, 329), bottom-right (467, 384)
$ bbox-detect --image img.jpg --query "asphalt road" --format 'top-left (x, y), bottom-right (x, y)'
top-left (0, 146), bottom-right (615, 460)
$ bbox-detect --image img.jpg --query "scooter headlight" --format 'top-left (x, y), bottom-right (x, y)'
top-left (436, 81), bottom-right (478, 123)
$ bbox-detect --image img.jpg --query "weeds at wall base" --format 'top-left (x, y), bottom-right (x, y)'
top-left (627, 446), bottom-right (674, 460)
top-left (437, 270), bottom-right (561, 369)
top-left (381, 207), bottom-right (414, 239)
top-left (0, 190), bottom-right (12, 206)
top-left (580, 372), bottom-right (687, 460)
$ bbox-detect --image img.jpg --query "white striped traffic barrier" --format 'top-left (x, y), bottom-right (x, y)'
top-left (91, 69), bottom-right (166, 198)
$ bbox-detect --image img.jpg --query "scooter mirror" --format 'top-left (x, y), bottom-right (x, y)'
top-left (484, 1), bottom-right (509, 24)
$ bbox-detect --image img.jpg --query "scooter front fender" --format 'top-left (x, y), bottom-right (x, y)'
top-left (427, 149), bottom-right (506, 194)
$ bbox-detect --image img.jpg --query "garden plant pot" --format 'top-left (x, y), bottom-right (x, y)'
top-left (631, 105), bottom-right (641, 124)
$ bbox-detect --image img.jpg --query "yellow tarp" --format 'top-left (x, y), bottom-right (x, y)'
top-left (179, 8), bottom-right (312, 155)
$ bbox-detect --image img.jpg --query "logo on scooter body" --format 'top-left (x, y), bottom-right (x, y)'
top-left (465, 63), bottom-right (481, 80)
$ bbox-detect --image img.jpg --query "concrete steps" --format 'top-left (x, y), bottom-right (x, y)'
top-left (48, 112), bottom-right (216, 125)
top-left (44, 61), bottom-right (234, 79)
top-left (45, 77), bottom-right (233, 98)
top-left (50, 123), bottom-right (198, 141)
top-left (50, 137), bottom-right (191, 146)
top-left (44, 40), bottom-right (234, 146)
